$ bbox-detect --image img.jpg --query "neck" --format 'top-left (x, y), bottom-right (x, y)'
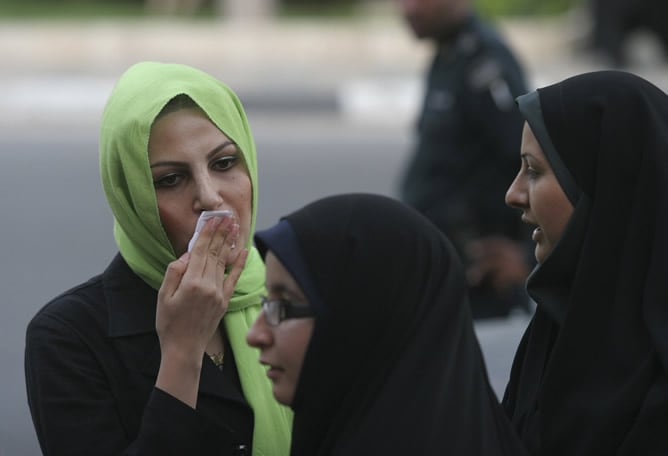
top-left (436, 12), bottom-right (473, 44)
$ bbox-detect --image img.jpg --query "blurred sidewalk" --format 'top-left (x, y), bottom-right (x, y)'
top-left (1, 13), bottom-right (667, 129)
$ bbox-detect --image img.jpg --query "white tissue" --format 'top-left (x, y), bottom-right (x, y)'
top-left (187, 210), bottom-right (233, 252)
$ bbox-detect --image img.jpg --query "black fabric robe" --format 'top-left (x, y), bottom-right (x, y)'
top-left (25, 254), bottom-right (254, 455)
top-left (503, 71), bottom-right (668, 455)
top-left (255, 194), bottom-right (526, 456)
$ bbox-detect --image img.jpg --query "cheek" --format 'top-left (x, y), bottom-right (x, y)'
top-left (537, 188), bottom-right (573, 242)
top-left (550, 201), bottom-right (574, 242)
top-left (285, 323), bottom-right (314, 375)
top-left (231, 174), bottom-right (253, 241)
top-left (157, 202), bottom-right (191, 253)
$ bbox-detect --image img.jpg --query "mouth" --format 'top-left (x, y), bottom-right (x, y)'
top-left (266, 367), bottom-right (283, 381)
top-left (521, 214), bottom-right (536, 225)
top-left (187, 209), bottom-right (236, 253)
top-left (531, 227), bottom-right (543, 242)
top-left (259, 359), bottom-right (283, 380)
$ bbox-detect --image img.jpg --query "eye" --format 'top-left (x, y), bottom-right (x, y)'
top-left (526, 166), bottom-right (539, 179)
top-left (211, 154), bottom-right (239, 172)
top-left (521, 157), bottom-right (540, 180)
top-left (153, 173), bottom-right (184, 189)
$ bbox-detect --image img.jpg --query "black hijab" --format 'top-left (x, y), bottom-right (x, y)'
top-left (503, 71), bottom-right (668, 455)
top-left (255, 194), bottom-right (525, 456)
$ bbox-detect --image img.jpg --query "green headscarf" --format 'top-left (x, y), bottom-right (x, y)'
top-left (99, 61), bottom-right (292, 455)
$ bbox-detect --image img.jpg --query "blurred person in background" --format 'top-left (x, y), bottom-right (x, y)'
top-left (397, 0), bottom-right (533, 319)
top-left (24, 62), bottom-right (292, 456)
top-left (588, 0), bottom-right (668, 66)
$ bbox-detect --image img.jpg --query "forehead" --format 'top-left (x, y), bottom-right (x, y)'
top-left (151, 107), bottom-right (216, 135)
top-left (148, 108), bottom-right (231, 155)
top-left (521, 123), bottom-right (547, 160)
top-left (265, 252), bottom-right (304, 295)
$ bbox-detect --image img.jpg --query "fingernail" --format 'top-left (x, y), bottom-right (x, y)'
top-left (179, 252), bottom-right (190, 263)
top-left (205, 217), bottom-right (221, 230)
top-left (230, 224), bottom-right (240, 249)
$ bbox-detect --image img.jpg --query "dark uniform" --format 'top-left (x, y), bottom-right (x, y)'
top-left (401, 14), bottom-right (531, 319)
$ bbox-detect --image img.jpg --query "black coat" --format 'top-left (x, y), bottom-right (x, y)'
top-left (25, 254), bottom-right (254, 456)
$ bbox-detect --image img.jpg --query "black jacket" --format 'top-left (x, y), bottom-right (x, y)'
top-left (401, 14), bottom-right (527, 243)
top-left (400, 15), bottom-right (532, 319)
top-left (25, 254), bottom-right (254, 456)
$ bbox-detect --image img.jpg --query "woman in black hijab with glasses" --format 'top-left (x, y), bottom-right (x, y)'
top-left (505, 70), bottom-right (668, 455)
top-left (246, 193), bottom-right (524, 455)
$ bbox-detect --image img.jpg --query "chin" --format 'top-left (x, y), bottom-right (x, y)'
top-left (272, 387), bottom-right (294, 407)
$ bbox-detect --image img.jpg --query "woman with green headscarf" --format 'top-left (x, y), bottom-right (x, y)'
top-left (25, 62), bottom-right (292, 455)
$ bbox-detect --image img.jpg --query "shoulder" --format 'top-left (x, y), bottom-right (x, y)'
top-left (27, 274), bottom-right (107, 342)
top-left (470, 16), bottom-right (522, 64)
top-left (462, 18), bottom-right (526, 84)
top-left (455, 20), bottom-right (527, 111)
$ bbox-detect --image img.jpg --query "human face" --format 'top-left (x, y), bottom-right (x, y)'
top-left (398, 0), bottom-right (468, 39)
top-left (246, 252), bottom-right (314, 406)
top-left (506, 122), bottom-right (574, 263)
top-left (148, 108), bottom-right (252, 258)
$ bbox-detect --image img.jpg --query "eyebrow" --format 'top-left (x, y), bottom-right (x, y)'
top-left (520, 152), bottom-right (538, 162)
top-left (267, 283), bottom-right (291, 295)
top-left (267, 283), bottom-right (307, 302)
top-left (150, 140), bottom-right (237, 169)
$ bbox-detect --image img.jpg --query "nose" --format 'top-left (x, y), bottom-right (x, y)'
top-left (246, 310), bottom-right (273, 349)
top-left (194, 176), bottom-right (224, 211)
top-left (505, 172), bottom-right (527, 209)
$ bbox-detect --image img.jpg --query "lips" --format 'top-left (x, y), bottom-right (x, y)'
top-left (266, 367), bottom-right (283, 381)
top-left (532, 227), bottom-right (542, 241)
top-left (259, 358), bottom-right (283, 380)
top-left (521, 214), bottom-right (536, 225)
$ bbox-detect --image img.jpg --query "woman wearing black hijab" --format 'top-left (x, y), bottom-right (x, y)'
top-left (245, 71), bottom-right (668, 455)
top-left (504, 70), bottom-right (668, 455)
top-left (247, 193), bottom-right (524, 455)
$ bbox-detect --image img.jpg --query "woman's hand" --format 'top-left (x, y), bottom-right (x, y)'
top-left (155, 215), bottom-right (248, 407)
top-left (465, 236), bottom-right (529, 295)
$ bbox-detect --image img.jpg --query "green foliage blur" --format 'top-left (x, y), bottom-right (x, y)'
top-left (0, 0), bottom-right (580, 18)
top-left (476, 0), bottom-right (580, 17)
top-left (280, 0), bottom-right (357, 18)
top-left (0, 0), bottom-right (148, 18)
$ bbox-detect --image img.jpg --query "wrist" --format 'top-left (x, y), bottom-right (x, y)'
top-left (160, 343), bottom-right (204, 372)
top-left (156, 345), bottom-right (204, 409)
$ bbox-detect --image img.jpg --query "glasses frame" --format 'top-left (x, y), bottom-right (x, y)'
top-left (260, 296), bottom-right (314, 326)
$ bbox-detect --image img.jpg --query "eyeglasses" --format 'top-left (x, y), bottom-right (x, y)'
top-left (260, 296), bottom-right (314, 326)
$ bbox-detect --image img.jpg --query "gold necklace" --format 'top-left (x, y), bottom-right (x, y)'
top-left (207, 328), bottom-right (225, 370)
top-left (208, 351), bottom-right (224, 370)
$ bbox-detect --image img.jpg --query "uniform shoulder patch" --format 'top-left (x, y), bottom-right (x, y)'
top-left (469, 57), bottom-right (501, 90)
top-left (468, 57), bottom-right (515, 111)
